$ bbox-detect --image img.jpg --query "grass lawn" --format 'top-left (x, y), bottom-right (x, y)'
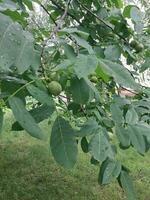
top-left (0, 112), bottom-right (150, 200)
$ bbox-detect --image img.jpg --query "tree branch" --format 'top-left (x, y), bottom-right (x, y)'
top-left (53, 0), bottom-right (72, 33)
top-left (75, 0), bottom-right (129, 44)
top-left (50, 0), bottom-right (81, 25)
top-left (40, 3), bottom-right (57, 26)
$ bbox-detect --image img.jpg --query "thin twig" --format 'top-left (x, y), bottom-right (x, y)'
top-left (50, 0), bottom-right (81, 25)
top-left (75, 0), bottom-right (129, 44)
top-left (40, 3), bottom-right (57, 26)
top-left (54, 0), bottom-right (72, 33)
top-left (39, 1), bottom-right (72, 81)
top-left (80, 105), bottom-right (88, 119)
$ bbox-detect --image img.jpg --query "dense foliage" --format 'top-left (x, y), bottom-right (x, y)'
top-left (1, 0), bottom-right (150, 199)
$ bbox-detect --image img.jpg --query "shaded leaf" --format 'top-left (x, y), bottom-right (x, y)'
top-left (140, 58), bottom-right (150, 72)
top-left (0, 13), bottom-right (40, 73)
top-left (9, 96), bottom-right (44, 139)
top-left (50, 116), bottom-right (78, 168)
top-left (81, 137), bottom-right (89, 153)
top-left (104, 45), bottom-right (121, 61)
top-left (75, 118), bottom-right (99, 137)
top-left (125, 107), bottom-right (138, 124)
top-left (127, 125), bottom-right (146, 154)
top-left (110, 103), bottom-right (124, 125)
top-left (26, 84), bottom-right (55, 107)
top-left (12, 104), bottom-right (54, 131)
top-left (70, 77), bottom-right (93, 104)
top-left (99, 159), bottom-right (121, 185)
top-left (89, 128), bottom-right (115, 162)
top-left (99, 59), bottom-right (140, 91)
top-left (71, 34), bottom-right (94, 54)
top-left (115, 125), bottom-right (130, 148)
top-left (119, 170), bottom-right (136, 200)
top-left (74, 54), bottom-right (98, 79)
top-left (64, 44), bottom-right (76, 60)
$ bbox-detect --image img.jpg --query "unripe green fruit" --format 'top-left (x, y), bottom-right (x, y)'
top-left (90, 76), bottom-right (98, 83)
top-left (130, 40), bottom-right (137, 48)
top-left (130, 40), bottom-right (143, 53)
top-left (48, 81), bottom-right (62, 96)
top-left (135, 43), bottom-right (144, 53)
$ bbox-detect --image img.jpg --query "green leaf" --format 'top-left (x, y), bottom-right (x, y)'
top-left (8, 96), bottom-right (44, 139)
top-left (16, 0), bottom-right (26, 11)
top-left (85, 78), bottom-right (101, 102)
top-left (76, 118), bottom-right (99, 137)
top-left (123, 5), bottom-right (135, 18)
top-left (99, 159), bottom-right (121, 185)
top-left (111, 0), bottom-right (123, 8)
top-left (104, 45), bottom-right (121, 61)
top-left (140, 58), bottom-right (150, 72)
top-left (59, 28), bottom-right (89, 40)
top-left (64, 44), bottom-right (76, 60)
top-left (133, 123), bottom-right (150, 139)
top-left (56, 59), bottom-right (74, 70)
top-left (127, 125), bottom-right (146, 154)
top-left (99, 59), bottom-right (140, 91)
top-left (50, 116), bottom-right (78, 168)
top-left (115, 125), bottom-right (130, 148)
top-left (119, 170), bottom-right (136, 200)
top-left (89, 128), bottom-right (115, 162)
top-left (22, 0), bottom-right (33, 10)
top-left (71, 34), bottom-right (94, 54)
top-left (0, 13), bottom-right (40, 73)
top-left (110, 103), bottom-right (124, 125)
top-left (95, 66), bottom-right (110, 82)
top-left (12, 104), bottom-right (54, 131)
top-left (94, 46), bottom-right (105, 59)
top-left (70, 77), bottom-right (93, 104)
top-left (125, 107), bottom-right (138, 124)
top-left (74, 54), bottom-right (98, 79)
top-left (81, 137), bottom-right (89, 153)
top-left (26, 84), bottom-right (55, 107)
top-left (0, 108), bottom-right (4, 134)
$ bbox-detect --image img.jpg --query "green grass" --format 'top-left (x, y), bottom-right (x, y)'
top-left (0, 112), bottom-right (150, 200)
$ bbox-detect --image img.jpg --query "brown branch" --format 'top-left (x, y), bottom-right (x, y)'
top-left (75, 0), bottom-right (129, 44)
top-left (118, 87), bottom-right (138, 97)
top-left (40, 3), bottom-right (57, 26)
top-left (50, 0), bottom-right (81, 25)
top-left (54, 0), bottom-right (72, 33)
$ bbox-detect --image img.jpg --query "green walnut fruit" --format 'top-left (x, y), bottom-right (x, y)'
top-left (130, 40), bottom-right (137, 48)
top-left (130, 40), bottom-right (143, 53)
top-left (135, 43), bottom-right (144, 53)
top-left (48, 81), bottom-right (62, 96)
top-left (90, 76), bottom-right (98, 83)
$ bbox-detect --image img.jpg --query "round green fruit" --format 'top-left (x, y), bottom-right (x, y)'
top-left (135, 43), bottom-right (144, 53)
top-left (130, 40), bottom-right (143, 53)
top-left (130, 40), bottom-right (137, 48)
top-left (48, 81), bottom-right (62, 96)
top-left (90, 76), bottom-right (98, 83)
